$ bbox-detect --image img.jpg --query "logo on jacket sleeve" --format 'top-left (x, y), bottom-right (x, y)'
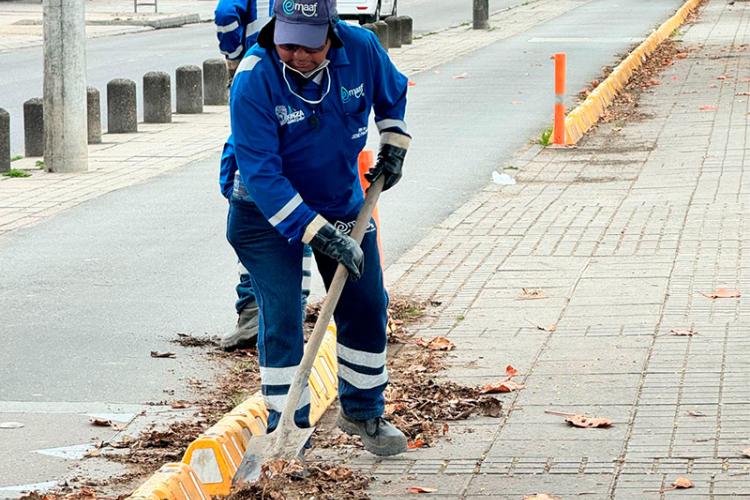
top-left (275, 104), bottom-right (306, 126)
top-left (340, 83), bottom-right (365, 103)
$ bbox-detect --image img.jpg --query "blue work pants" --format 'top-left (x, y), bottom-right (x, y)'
top-left (227, 198), bottom-right (388, 431)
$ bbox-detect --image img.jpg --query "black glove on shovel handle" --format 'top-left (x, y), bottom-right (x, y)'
top-left (365, 131), bottom-right (411, 191)
top-left (232, 176), bottom-right (385, 487)
top-left (308, 222), bottom-right (364, 280)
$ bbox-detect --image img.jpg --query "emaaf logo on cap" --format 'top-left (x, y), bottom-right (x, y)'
top-left (282, 0), bottom-right (319, 17)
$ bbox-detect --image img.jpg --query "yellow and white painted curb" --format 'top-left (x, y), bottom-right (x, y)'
top-left (557, 0), bottom-right (702, 145)
top-left (127, 324), bottom-right (340, 499)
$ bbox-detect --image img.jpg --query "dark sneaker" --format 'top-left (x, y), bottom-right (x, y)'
top-left (337, 412), bottom-right (407, 456)
top-left (220, 304), bottom-right (259, 351)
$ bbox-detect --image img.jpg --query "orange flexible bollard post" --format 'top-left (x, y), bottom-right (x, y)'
top-left (552, 52), bottom-right (566, 145)
top-left (357, 149), bottom-right (384, 264)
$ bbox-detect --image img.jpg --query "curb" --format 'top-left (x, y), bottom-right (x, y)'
top-left (127, 325), bottom-right (340, 499)
top-left (87, 14), bottom-right (203, 29)
top-left (13, 14), bottom-right (202, 29)
top-left (558, 0), bottom-right (702, 145)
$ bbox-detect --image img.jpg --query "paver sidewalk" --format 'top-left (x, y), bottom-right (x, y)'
top-left (312, 0), bottom-right (750, 498)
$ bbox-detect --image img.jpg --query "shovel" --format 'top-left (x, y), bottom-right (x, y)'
top-left (232, 176), bottom-right (385, 487)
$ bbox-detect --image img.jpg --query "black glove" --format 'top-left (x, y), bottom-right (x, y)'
top-left (304, 216), bottom-right (363, 280)
top-left (365, 132), bottom-right (411, 191)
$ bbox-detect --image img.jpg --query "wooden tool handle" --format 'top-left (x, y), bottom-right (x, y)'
top-left (278, 176), bottom-right (385, 429)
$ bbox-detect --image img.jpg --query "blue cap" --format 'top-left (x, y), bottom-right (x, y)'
top-left (273, 0), bottom-right (335, 48)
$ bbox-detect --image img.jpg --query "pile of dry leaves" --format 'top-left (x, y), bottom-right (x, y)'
top-left (228, 460), bottom-right (371, 500)
top-left (384, 345), bottom-right (503, 447)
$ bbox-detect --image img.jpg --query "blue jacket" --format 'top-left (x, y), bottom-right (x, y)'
top-left (224, 21), bottom-right (408, 243)
top-left (214, 0), bottom-right (273, 60)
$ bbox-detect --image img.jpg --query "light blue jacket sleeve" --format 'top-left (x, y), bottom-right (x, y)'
top-left (215, 0), bottom-right (252, 60)
top-left (230, 67), bottom-right (317, 242)
top-left (366, 31), bottom-right (409, 135)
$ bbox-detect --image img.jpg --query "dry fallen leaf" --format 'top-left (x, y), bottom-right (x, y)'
top-left (408, 80), bottom-right (416, 87)
top-left (528, 320), bottom-right (557, 332)
top-left (442, 423), bottom-right (449, 435)
top-left (150, 351), bottom-right (176, 358)
top-left (741, 448), bottom-right (750, 458)
top-left (408, 486), bottom-right (438, 494)
top-left (385, 402), bottom-right (407, 415)
top-left (480, 380), bottom-right (525, 393)
top-left (452, 72), bottom-right (467, 80)
top-left (565, 414), bottom-right (612, 428)
top-left (520, 288), bottom-right (545, 299)
top-left (737, 92), bottom-right (750, 96)
top-left (687, 410), bottom-right (706, 417)
top-left (89, 417), bottom-right (113, 427)
top-left (524, 495), bottom-right (561, 500)
top-left (408, 438), bottom-right (428, 449)
top-left (417, 336), bottom-right (455, 351)
top-left (701, 288), bottom-right (741, 299)
top-left (671, 328), bottom-right (697, 336)
top-left (717, 75), bottom-right (729, 80)
top-left (673, 477), bottom-right (694, 489)
top-left (676, 52), bottom-right (689, 59)
top-left (321, 466), bottom-right (353, 481)
top-left (170, 400), bottom-right (191, 409)
top-left (505, 365), bottom-right (518, 377)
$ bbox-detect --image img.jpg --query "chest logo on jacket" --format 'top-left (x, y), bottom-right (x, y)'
top-left (340, 83), bottom-right (365, 103)
top-left (275, 105), bottom-right (306, 126)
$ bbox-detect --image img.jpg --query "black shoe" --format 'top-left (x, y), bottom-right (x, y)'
top-left (337, 412), bottom-right (407, 456)
top-left (220, 305), bottom-right (259, 351)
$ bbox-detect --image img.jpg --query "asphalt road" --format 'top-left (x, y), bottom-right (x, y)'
top-left (0, 0), bottom-right (531, 157)
top-left (0, 0), bottom-right (686, 490)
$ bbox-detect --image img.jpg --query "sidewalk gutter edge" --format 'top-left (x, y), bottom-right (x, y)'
top-left (557, 0), bottom-right (702, 145)
top-left (126, 325), bottom-right (339, 499)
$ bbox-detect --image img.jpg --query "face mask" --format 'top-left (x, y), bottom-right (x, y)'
top-left (281, 59), bottom-right (331, 105)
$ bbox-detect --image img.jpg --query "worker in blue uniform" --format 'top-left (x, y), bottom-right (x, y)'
top-left (215, 0), bottom-right (313, 351)
top-left (225, 0), bottom-right (411, 456)
top-left (215, 0), bottom-right (273, 75)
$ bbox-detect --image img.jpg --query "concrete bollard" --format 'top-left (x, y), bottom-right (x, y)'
top-left (384, 17), bottom-right (402, 49)
top-left (87, 87), bottom-right (102, 145)
top-left (0, 108), bottom-right (9, 172)
top-left (362, 23), bottom-right (376, 37)
top-left (176, 65), bottom-right (203, 114)
top-left (143, 71), bottom-right (172, 123)
top-left (473, 0), bottom-right (489, 29)
top-left (374, 21), bottom-right (389, 52)
top-left (107, 79), bottom-right (138, 133)
top-left (23, 98), bottom-right (44, 157)
top-left (398, 16), bottom-right (413, 45)
top-left (203, 58), bottom-right (228, 106)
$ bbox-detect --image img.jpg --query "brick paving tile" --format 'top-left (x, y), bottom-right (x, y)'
top-left (325, 1), bottom-right (750, 497)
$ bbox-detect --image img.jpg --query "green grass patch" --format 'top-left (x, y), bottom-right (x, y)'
top-left (539, 127), bottom-right (553, 146)
top-left (10, 155), bottom-right (22, 162)
top-left (35, 160), bottom-right (45, 169)
top-left (2, 168), bottom-right (31, 178)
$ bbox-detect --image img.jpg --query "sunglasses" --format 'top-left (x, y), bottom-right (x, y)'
top-left (278, 43), bottom-right (326, 54)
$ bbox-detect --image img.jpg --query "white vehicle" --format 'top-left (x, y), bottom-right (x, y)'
top-left (337, 0), bottom-right (397, 24)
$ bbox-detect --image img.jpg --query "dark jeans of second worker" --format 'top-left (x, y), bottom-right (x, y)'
top-left (227, 198), bottom-right (389, 432)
